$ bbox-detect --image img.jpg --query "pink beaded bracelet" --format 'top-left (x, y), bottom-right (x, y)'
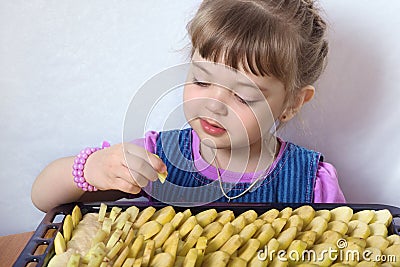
top-left (72, 141), bottom-right (110, 191)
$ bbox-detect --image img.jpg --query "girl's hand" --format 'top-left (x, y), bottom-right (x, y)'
top-left (83, 143), bottom-right (167, 194)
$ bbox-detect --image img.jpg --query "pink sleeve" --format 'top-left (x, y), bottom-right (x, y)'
top-left (130, 131), bottom-right (159, 154)
top-left (313, 162), bottom-right (346, 203)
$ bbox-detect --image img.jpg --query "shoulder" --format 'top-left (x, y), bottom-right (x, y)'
top-left (314, 161), bottom-right (346, 203)
top-left (283, 140), bottom-right (323, 159)
top-left (278, 139), bottom-right (346, 203)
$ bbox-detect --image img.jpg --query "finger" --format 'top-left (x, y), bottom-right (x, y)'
top-left (111, 177), bottom-right (142, 195)
top-left (123, 143), bottom-right (167, 173)
top-left (123, 152), bottom-right (159, 182)
top-left (127, 169), bottom-right (150, 188)
top-left (111, 165), bottom-right (150, 188)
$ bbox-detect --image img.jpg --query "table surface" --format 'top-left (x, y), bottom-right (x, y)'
top-left (0, 231), bottom-right (33, 266)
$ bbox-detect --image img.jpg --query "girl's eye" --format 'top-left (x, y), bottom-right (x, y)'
top-left (192, 78), bottom-right (211, 87)
top-left (234, 93), bottom-right (249, 105)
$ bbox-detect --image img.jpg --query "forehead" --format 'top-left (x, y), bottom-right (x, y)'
top-left (191, 51), bottom-right (284, 92)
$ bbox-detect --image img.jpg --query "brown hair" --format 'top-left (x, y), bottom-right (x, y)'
top-left (187, 0), bottom-right (328, 104)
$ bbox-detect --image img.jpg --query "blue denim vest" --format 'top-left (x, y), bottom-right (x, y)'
top-left (150, 128), bottom-right (321, 203)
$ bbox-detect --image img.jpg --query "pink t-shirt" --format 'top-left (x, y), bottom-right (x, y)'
top-left (133, 130), bottom-right (346, 203)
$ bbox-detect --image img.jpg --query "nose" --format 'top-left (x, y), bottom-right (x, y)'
top-left (205, 85), bottom-right (229, 116)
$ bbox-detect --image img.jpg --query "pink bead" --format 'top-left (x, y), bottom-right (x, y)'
top-left (73, 143), bottom-right (108, 192)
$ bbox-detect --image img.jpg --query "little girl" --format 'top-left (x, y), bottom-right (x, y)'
top-left (32, 0), bottom-right (345, 212)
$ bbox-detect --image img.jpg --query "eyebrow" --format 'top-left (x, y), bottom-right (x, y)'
top-left (191, 61), bottom-right (211, 75)
top-left (237, 80), bottom-right (266, 91)
top-left (192, 61), bottom-right (266, 91)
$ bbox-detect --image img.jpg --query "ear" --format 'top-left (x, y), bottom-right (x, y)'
top-left (279, 85), bottom-right (315, 122)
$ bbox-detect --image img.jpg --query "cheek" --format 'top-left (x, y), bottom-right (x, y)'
top-left (230, 106), bottom-right (260, 134)
top-left (183, 85), bottom-right (200, 117)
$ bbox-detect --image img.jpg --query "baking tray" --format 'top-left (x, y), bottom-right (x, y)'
top-left (15, 202), bottom-right (400, 267)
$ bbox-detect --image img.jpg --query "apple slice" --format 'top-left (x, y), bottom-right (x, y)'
top-left (129, 234), bottom-right (145, 258)
top-left (305, 216), bottom-right (328, 238)
top-left (383, 244), bottom-right (400, 267)
top-left (195, 209), bottom-right (218, 228)
top-left (241, 210), bottom-right (258, 224)
top-left (283, 215), bottom-right (304, 232)
top-left (137, 221), bottom-right (162, 240)
top-left (239, 223), bottom-right (258, 243)
top-left (287, 240), bottom-right (308, 265)
top-left (238, 238), bottom-right (261, 262)
top-left (330, 206), bottom-right (353, 223)
top-left (317, 230), bottom-right (342, 245)
top-left (315, 210), bottom-right (331, 222)
top-left (66, 253), bottom-right (80, 267)
top-left (63, 214), bottom-right (73, 243)
top-left (202, 221), bottom-right (223, 240)
top-left (259, 209), bottom-right (279, 223)
top-left (346, 236), bottom-right (367, 249)
top-left (220, 234), bottom-right (243, 256)
top-left (293, 205), bottom-right (315, 226)
top-left (355, 260), bottom-right (379, 267)
top-left (279, 207), bottom-right (293, 220)
top-left (178, 224), bottom-right (203, 256)
top-left (347, 220), bottom-right (371, 239)
top-left (141, 240), bottom-right (155, 267)
top-left (113, 246), bottom-right (129, 267)
top-left (216, 210), bottom-right (235, 224)
top-left (54, 232), bottom-right (66, 255)
top-left (133, 206), bottom-right (156, 228)
top-left (296, 230), bottom-right (317, 249)
top-left (231, 216), bottom-right (247, 235)
top-left (309, 242), bottom-right (338, 267)
top-left (272, 218), bottom-right (287, 237)
top-left (125, 206), bottom-right (139, 223)
top-left (170, 212), bottom-right (185, 229)
top-left (387, 234), bottom-right (400, 246)
top-left (371, 209), bottom-right (393, 227)
top-left (277, 226), bottom-right (297, 250)
top-left (352, 210), bottom-right (375, 224)
top-left (366, 235), bottom-right (389, 252)
top-left (256, 224), bottom-right (275, 248)
top-left (150, 206), bottom-right (175, 225)
top-left (339, 242), bottom-right (363, 266)
top-left (368, 222), bottom-right (388, 237)
top-left (327, 220), bottom-right (348, 235)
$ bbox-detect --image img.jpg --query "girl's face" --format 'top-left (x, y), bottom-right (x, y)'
top-left (183, 51), bottom-right (287, 151)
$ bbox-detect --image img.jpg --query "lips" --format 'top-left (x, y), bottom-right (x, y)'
top-left (199, 118), bottom-right (226, 136)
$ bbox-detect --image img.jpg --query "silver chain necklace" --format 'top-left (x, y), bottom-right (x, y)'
top-left (213, 151), bottom-right (271, 202)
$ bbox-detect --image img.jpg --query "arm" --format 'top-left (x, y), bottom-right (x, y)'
top-left (31, 156), bottom-right (86, 212)
top-left (313, 162), bottom-right (346, 203)
top-left (31, 142), bottom-right (166, 212)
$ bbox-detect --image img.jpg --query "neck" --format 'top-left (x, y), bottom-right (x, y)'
top-left (200, 137), bottom-right (279, 173)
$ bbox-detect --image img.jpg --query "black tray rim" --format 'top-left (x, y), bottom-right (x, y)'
top-left (14, 202), bottom-right (400, 267)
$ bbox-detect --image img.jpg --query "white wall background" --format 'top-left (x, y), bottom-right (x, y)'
top-left (0, 1), bottom-right (399, 236)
